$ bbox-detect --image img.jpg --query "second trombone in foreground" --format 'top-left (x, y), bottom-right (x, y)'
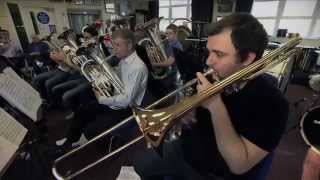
top-left (52, 37), bottom-right (302, 180)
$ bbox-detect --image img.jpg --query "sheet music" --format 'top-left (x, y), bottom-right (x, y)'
top-left (0, 108), bottom-right (27, 172)
top-left (117, 166), bottom-right (141, 180)
top-left (3, 67), bottom-right (40, 96)
top-left (0, 108), bottom-right (27, 146)
top-left (0, 136), bottom-right (17, 172)
top-left (0, 69), bottom-right (42, 121)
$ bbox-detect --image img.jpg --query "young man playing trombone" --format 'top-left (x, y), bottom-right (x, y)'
top-left (134, 13), bottom-right (289, 180)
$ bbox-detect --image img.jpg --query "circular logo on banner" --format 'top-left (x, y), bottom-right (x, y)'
top-left (37, 12), bottom-right (50, 24)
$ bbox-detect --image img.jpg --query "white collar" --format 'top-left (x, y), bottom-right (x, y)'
top-left (122, 51), bottom-right (137, 64)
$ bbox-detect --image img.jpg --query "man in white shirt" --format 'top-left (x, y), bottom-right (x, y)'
top-left (56, 29), bottom-right (148, 148)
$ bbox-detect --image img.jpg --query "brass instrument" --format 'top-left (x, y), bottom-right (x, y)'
top-left (46, 30), bottom-right (124, 97)
top-left (43, 32), bottom-right (64, 51)
top-left (52, 37), bottom-right (301, 179)
top-left (58, 30), bottom-right (89, 70)
top-left (137, 17), bottom-right (170, 79)
top-left (81, 54), bottom-right (125, 97)
top-left (44, 30), bottom-right (86, 69)
top-left (63, 30), bottom-right (124, 97)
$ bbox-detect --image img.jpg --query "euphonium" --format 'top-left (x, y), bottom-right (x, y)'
top-left (81, 54), bottom-right (125, 97)
top-left (44, 29), bottom-right (89, 70)
top-left (59, 30), bottom-right (125, 97)
top-left (57, 29), bottom-right (90, 70)
top-left (50, 29), bottom-right (124, 97)
top-left (137, 17), bottom-right (170, 79)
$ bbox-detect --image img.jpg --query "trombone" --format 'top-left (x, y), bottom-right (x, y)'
top-left (52, 37), bottom-right (302, 180)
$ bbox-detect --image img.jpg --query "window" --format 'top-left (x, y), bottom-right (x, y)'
top-left (159, 8), bottom-right (169, 18)
top-left (251, 0), bottom-right (319, 38)
top-left (172, 6), bottom-right (187, 19)
top-left (105, 3), bottom-right (115, 13)
top-left (282, 0), bottom-right (316, 17)
top-left (258, 19), bottom-right (276, 36)
top-left (159, 0), bottom-right (170, 6)
top-left (159, 0), bottom-right (192, 31)
top-left (171, 0), bottom-right (188, 5)
top-left (279, 19), bottom-right (312, 37)
top-left (251, 1), bottom-right (279, 17)
top-left (310, 19), bottom-right (320, 38)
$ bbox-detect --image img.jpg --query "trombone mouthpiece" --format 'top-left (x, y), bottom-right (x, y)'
top-left (203, 68), bottom-right (220, 83)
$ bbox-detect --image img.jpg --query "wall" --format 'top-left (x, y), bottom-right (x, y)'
top-left (0, 0), bottom-right (21, 47)
top-left (0, 0), bottom-right (109, 44)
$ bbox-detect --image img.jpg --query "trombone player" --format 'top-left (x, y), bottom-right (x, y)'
top-left (134, 13), bottom-right (289, 180)
top-left (56, 29), bottom-right (149, 148)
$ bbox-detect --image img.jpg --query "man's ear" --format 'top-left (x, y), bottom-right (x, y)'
top-left (242, 52), bottom-right (256, 66)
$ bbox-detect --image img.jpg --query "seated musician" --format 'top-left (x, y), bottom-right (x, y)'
top-left (31, 49), bottom-right (72, 104)
top-left (28, 34), bottom-right (51, 74)
top-left (51, 26), bottom-right (100, 115)
top-left (55, 29), bottom-right (148, 148)
top-left (149, 23), bottom-right (183, 99)
top-left (133, 13), bottom-right (289, 180)
top-left (134, 27), bottom-right (155, 79)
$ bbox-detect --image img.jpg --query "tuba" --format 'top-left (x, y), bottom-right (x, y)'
top-left (137, 17), bottom-right (170, 79)
top-left (52, 37), bottom-right (302, 180)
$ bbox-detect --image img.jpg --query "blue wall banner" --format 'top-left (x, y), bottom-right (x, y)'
top-left (37, 12), bottom-right (50, 24)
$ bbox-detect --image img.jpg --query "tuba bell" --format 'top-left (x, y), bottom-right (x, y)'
top-left (137, 17), bottom-right (171, 79)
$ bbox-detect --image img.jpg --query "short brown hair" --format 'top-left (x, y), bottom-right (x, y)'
top-left (166, 24), bottom-right (178, 33)
top-left (207, 13), bottom-right (268, 62)
top-left (112, 29), bottom-right (135, 44)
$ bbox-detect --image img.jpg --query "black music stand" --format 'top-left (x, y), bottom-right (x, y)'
top-left (0, 63), bottom-right (50, 179)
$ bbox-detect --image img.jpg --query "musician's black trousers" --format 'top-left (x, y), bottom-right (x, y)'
top-left (133, 139), bottom-right (215, 180)
top-left (66, 101), bottom-right (132, 144)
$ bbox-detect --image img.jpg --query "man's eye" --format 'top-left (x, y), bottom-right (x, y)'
top-left (216, 52), bottom-right (224, 58)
